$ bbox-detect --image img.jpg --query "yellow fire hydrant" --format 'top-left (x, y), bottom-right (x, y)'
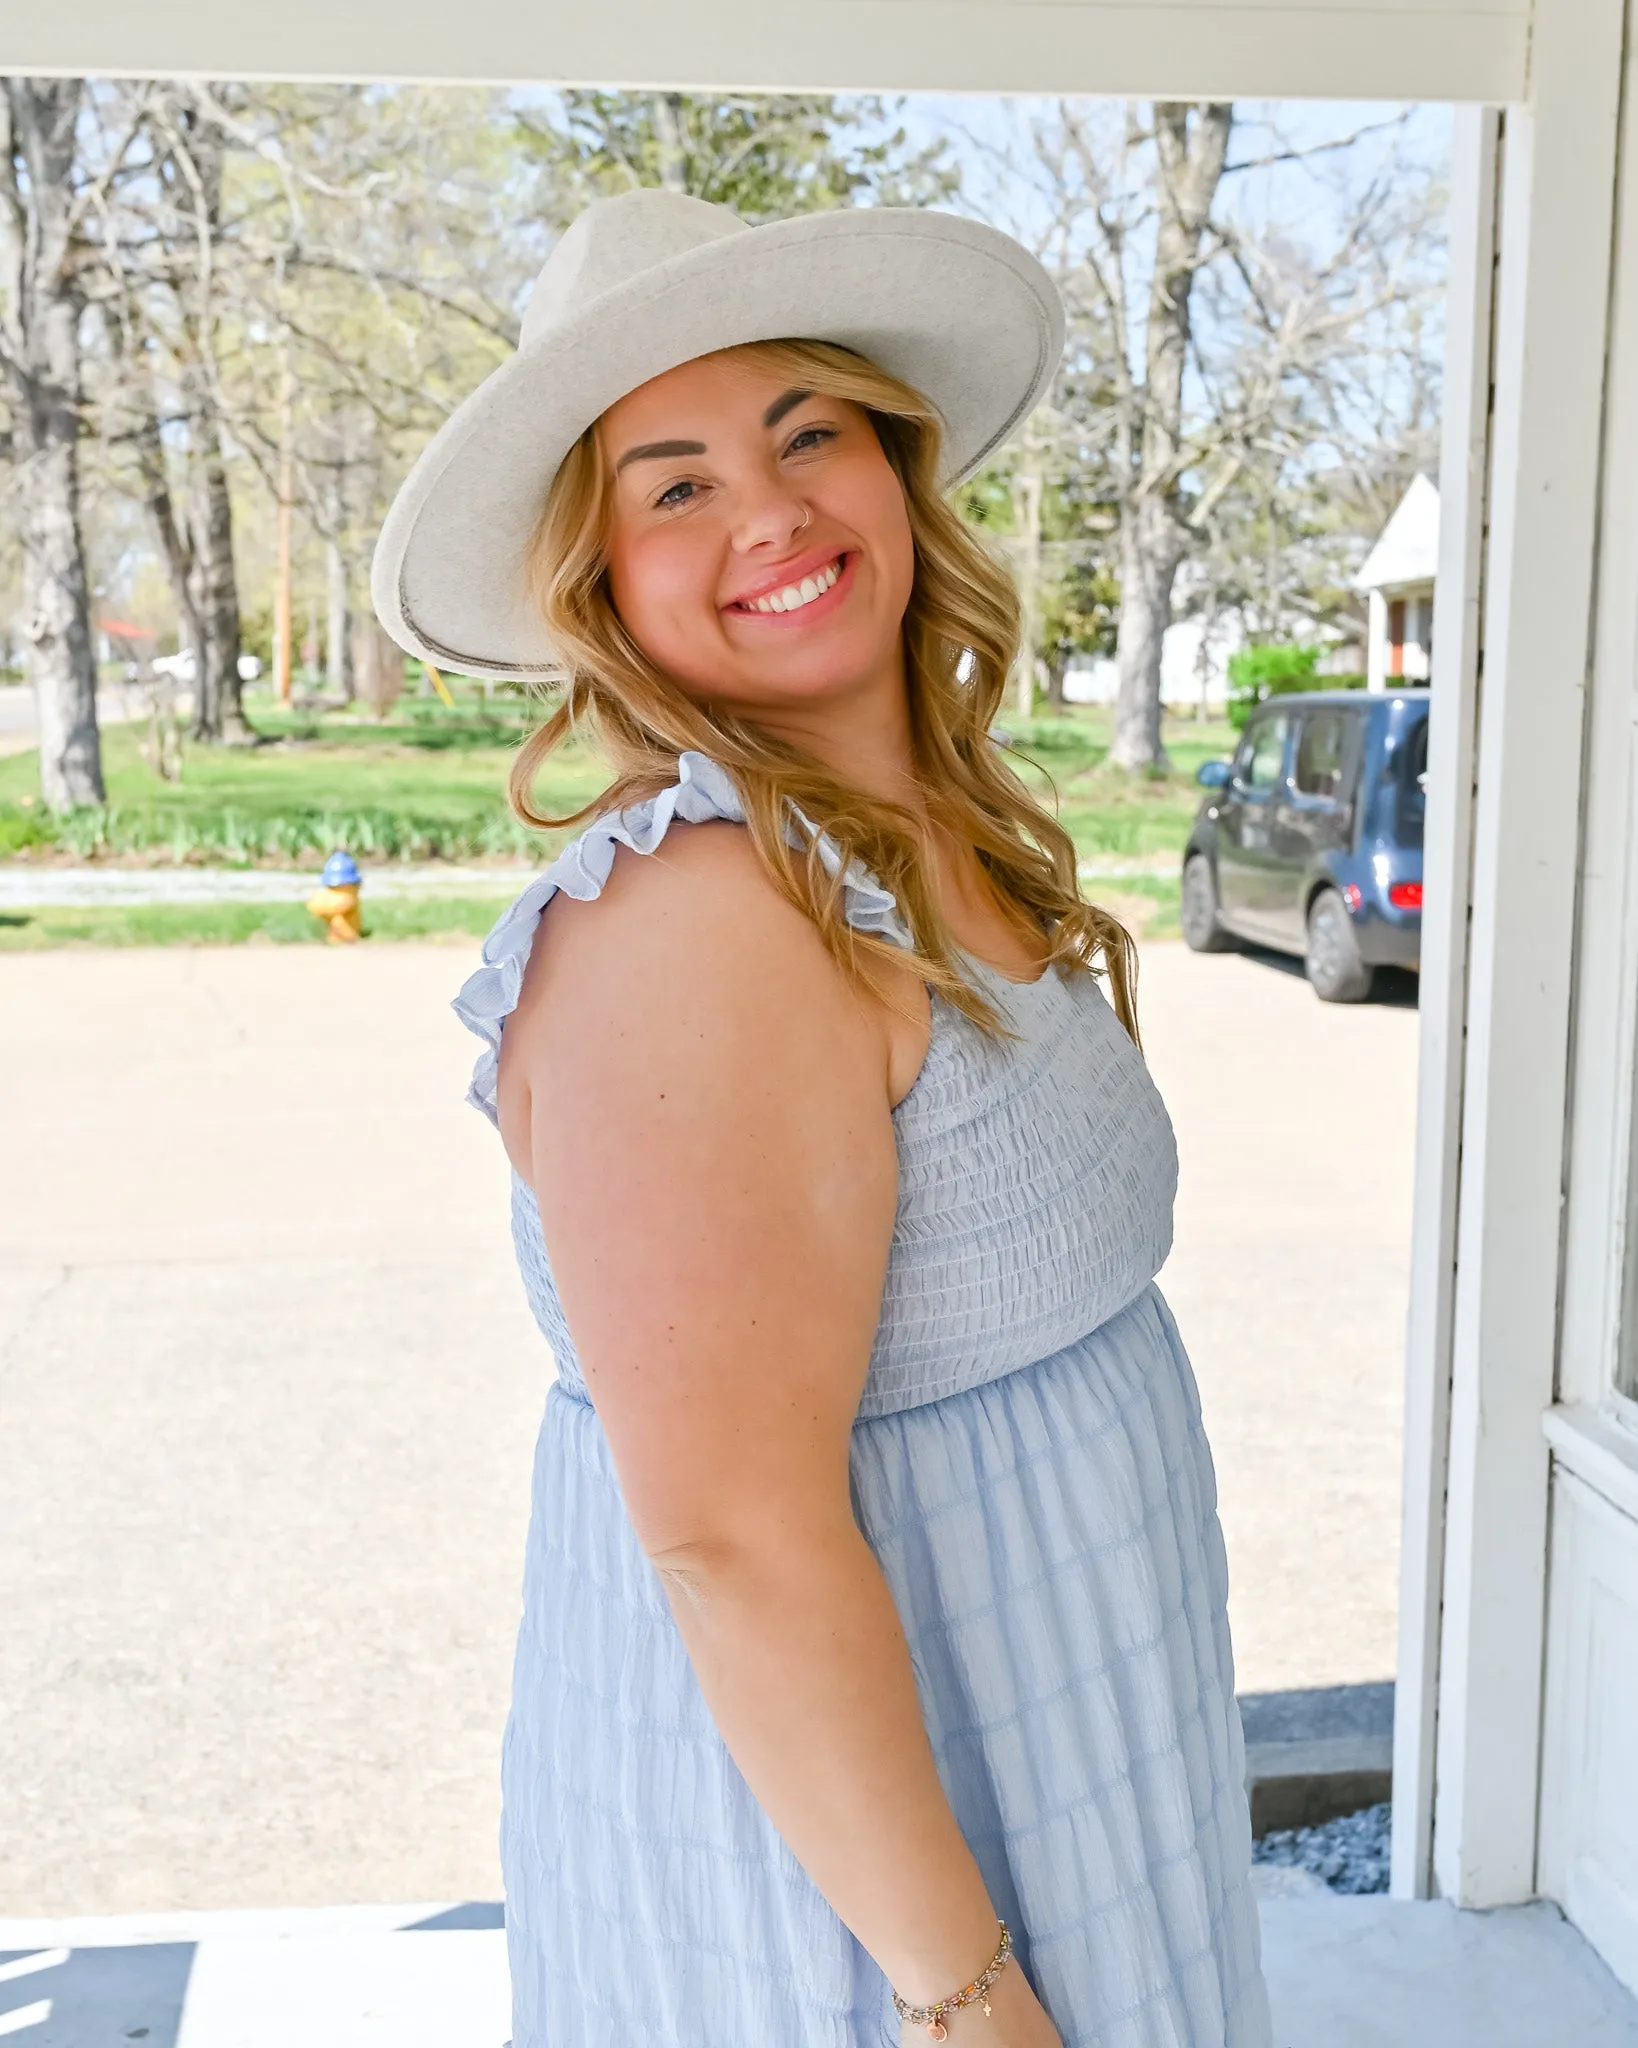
top-left (307, 850), bottom-right (365, 942)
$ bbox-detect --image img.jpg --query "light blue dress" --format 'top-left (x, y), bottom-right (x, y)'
top-left (455, 752), bottom-right (1270, 2048)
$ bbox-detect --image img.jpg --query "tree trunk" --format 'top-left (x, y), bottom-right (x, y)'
top-left (1113, 493), bottom-right (1187, 771)
top-left (653, 94), bottom-right (690, 193)
top-left (1, 80), bottom-right (104, 810)
top-left (324, 459), bottom-right (352, 700)
top-left (135, 371), bottom-right (207, 708)
top-left (1010, 444), bottom-right (1045, 720)
top-left (325, 537), bottom-right (350, 698)
top-left (191, 412), bottom-right (250, 741)
top-left (174, 95), bottom-right (249, 744)
top-left (1109, 100), bottom-right (1233, 772)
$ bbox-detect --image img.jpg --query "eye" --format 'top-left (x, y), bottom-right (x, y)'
top-left (784, 424), bottom-right (837, 457)
top-left (653, 478), bottom-right (699, 510)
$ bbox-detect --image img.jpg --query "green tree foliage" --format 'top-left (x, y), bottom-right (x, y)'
top-left (519, 91), bottom-right (956, 222)
top-left (1225, 642), bottom-right (1323, 730)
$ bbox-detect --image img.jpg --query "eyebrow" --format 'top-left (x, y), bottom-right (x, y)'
top-left (614, 438), bottom-right (706, 474)
top-left (612, 391), bottom-right (815, 474)
top-left (763, 387), bottom-right (813, 428)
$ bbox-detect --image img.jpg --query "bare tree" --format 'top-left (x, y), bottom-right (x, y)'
top-left (0, 80), bottom-right (104, 809)
top-left (1105, 104), bottom-right (1233, 769)
top-left (968, 100), bottom-right (1445, 766)
top-left (98, 83), bottom-right (252, 740)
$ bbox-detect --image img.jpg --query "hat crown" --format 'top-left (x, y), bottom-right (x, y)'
top-left (521, 190), bottom-right (748, 350)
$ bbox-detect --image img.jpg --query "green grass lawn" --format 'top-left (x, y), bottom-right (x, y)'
top-left (0, 688), bottom-right (1222, 945)
top-left (1000, 710), bottom-right (1234, 864)
top-left (0, 690), bottom-right (607, 865)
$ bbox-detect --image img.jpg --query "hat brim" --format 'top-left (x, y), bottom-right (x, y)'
top-left (371, 209), bottom-right (1063, 681)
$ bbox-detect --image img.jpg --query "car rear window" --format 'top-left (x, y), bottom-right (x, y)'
top-left (1294, 710), bottom-right (1351, 798)
top-left (1396, 715), bottom-right (1429, 845)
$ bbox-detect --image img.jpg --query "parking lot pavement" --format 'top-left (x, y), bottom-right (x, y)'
top-left (0, 936), bottom-right (1417, 1914)
top-left (1140, 943), bottom-right (1418, 1697)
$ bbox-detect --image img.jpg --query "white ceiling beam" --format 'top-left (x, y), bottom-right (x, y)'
top-left (2, 2), bottom-right (1529, 105)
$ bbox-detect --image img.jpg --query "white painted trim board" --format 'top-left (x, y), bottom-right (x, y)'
top-left (0, 1), bottom-right (1529, 102)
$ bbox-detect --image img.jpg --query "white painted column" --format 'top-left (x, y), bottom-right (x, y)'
top-left (1391, 102), bottom-right (1499, 1903)
top-left (1427, 0), bottom-right (1628, 1908)
top-left (1366, 588), bottom-right (1389, 692)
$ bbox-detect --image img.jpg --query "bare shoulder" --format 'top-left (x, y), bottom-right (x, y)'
top-left (497, 821), bottom-right (890, 1169)
top-left (520, 819), bottom-right (840, 1018)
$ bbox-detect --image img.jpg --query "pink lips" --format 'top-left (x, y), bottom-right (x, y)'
top-left (723, 550), bottom-right (854, 624)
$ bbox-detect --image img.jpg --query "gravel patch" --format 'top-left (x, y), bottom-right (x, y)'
top-left (1252, 1801), bottom-right (1392, 1894)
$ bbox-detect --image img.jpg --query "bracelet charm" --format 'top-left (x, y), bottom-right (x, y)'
top-left (891, 1920), bottom-right (1013, 2039)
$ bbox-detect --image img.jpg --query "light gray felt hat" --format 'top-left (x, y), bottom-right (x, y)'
top-left (371, 188), bottom-right (1064, 681)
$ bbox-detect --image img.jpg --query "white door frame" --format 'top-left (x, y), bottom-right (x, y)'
top-left (1389, 100), bottom-right (1499, 1902)
top-left (3, 2), bottom-right (1530, 104)
top-left (1394, 0), bottom-right (1631, 1905)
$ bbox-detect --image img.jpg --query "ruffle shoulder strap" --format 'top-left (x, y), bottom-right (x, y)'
top-left (452, 750), bottom-right (910, 1125)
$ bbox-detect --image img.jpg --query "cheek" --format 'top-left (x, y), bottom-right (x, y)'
top-left (839, 463), bottom-right (914, 609)
top-left (606, 528), bottom-right (719, 658)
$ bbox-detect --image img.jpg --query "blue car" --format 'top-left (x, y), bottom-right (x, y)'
top-left (1181, 689), bottom-right (1427, 1001)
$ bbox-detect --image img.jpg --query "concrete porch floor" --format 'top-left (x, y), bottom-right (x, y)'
top-left (3, 1893), bottom-right (1637, 2046)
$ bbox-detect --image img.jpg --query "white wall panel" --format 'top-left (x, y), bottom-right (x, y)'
top-left (1540, 1471), bottom-right (1638, 1999)
top-left (1, 1), bottom-right (1528, 103)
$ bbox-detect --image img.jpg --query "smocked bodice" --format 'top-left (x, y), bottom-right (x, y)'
top-left (456, 752), bottom-right (1178, 1420)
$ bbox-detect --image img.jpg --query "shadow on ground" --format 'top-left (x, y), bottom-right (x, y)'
top-left (1225, 941), bottom-right (1420, 1010)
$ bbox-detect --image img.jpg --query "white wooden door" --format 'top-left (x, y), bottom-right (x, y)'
top-left (1533, 0), bottom-right (1638, 1993)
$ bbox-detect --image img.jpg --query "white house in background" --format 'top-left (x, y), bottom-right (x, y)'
top-left (1357, 473), bottom-right (1440, 689)
top-left (1063, 610), bottom-right (1247, 709)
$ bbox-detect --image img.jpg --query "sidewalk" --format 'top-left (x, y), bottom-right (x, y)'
top-left (0, 863), bottom-right (530, 906)
top-left (4, 1891), bottom-right (1637, 2047)
top-left (0, 682), bottom-right (148, 760)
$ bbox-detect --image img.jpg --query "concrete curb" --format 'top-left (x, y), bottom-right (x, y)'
top-left (1240, 1681), bottom-right (1395, 1837)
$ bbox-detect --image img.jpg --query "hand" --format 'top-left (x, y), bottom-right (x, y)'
top-left (898, 1959), bottom-right (1064, 2048)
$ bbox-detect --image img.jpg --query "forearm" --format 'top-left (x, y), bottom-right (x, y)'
top-left (656, 1518), bottom-right (998, 2003)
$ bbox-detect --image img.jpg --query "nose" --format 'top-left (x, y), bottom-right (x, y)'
top-left (727, 466), bottom-right (810, 556)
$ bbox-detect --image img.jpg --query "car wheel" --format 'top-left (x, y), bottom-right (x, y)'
top-left (1306, 888), bottom-right (1375, 1003)
top-left (1181, 854), bottom-right (1234, 953)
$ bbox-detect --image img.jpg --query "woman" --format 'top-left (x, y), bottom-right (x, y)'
top-left (374, 190), bottom-right (1270, 2048)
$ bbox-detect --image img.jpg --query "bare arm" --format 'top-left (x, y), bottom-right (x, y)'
top-left (497, 826), bottom-right (1059, 2042)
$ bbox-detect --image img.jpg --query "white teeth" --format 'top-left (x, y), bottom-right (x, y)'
top-left (749, 558), bottom-right (841, 614)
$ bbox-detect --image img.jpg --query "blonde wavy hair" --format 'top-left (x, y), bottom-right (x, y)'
top-left (510, 338), bottom-right (1138, 1042)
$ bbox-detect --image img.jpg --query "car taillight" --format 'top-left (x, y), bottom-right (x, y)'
top-left (1389, 881), bottom-right (1424, 910)
top-left (1342, 883), bottom-right (1363, 913)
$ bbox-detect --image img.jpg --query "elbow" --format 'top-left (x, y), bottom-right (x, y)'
top-left (642, 1516), bottom-right (857, 1618)
top-left (647, 1535), bottom-right (744, 1617)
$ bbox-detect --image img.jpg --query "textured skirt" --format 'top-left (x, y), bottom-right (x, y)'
top-left (499, 1284), bottom-right (1271, 2048)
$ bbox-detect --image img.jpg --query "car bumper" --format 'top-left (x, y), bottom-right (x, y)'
top-left (1358, 914), bottom-right (1420, 971)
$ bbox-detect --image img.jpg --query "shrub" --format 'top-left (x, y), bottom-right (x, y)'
top-left (1226, 644), bottom-right (1320, 731)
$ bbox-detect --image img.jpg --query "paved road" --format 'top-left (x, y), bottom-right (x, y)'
top-left (0, 682), bottom-right (148, 760)
top-left (0, 938), bottom-right (1417, 1915)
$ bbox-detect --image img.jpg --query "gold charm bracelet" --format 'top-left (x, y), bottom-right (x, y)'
top-left (891, 1920), bottom-right (1013, 2040)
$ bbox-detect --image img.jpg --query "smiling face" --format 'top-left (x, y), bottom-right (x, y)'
top-left (597, 348), bottom-right (917, 733)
